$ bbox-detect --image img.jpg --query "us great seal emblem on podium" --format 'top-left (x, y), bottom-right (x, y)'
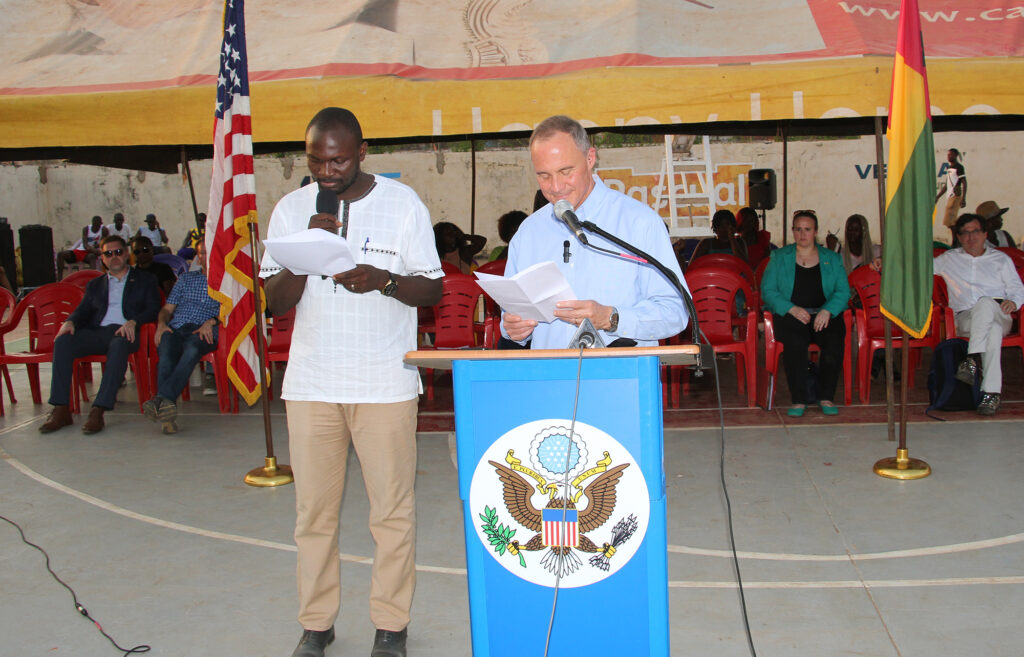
top-left (469, 419), bottom-right (651, 588)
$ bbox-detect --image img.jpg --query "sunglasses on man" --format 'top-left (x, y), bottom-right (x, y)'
top-left (133, 246), bottom-right (152, 255)
top-left (102, 248), bottom-right (125, 257)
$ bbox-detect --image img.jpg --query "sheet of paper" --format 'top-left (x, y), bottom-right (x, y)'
top-left (263, 229), bottom-right (357, 277)
top-left (475, 261), bottom-right (575, 323)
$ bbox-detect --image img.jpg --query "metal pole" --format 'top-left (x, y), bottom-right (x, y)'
top-left (470, 139), bottom-right (477, 235)
top-left (874, 117), bottom-right (896, 442)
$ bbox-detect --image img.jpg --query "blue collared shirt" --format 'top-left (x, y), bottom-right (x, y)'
top-left (100, 273), bottom-right (128, 326)
top-left (504, 176), bottom-right (688, 349)
top-left (166, 270), bottom-right (221, 332)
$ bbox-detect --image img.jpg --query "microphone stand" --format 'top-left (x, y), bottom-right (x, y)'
top-left (579, 220), bottom-right (713, 371)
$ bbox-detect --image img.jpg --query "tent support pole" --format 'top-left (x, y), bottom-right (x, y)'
top-left (470, 139), bottom-right (477, 235)
top-left (180, 146), bottom-right (201, 230)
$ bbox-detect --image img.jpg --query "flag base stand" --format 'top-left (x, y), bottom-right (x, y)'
top-left (873, 448), bottom-right (931, 480)
top-left (245, 456), bottom-right (294, 487)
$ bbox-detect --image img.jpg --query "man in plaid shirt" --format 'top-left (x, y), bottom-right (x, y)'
top-left (142, 242), bottom-right (221, 433)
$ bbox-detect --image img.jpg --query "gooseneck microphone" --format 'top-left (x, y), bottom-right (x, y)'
top-left (553, 200), bottom-right (589, 246)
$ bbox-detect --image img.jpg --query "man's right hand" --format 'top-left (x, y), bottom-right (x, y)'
top-left (502, 312), bottom-right (537, 342)
top-left (154, 323), bottom-right (171, 347)
top-left (308, 213), bottom-right (341, 233)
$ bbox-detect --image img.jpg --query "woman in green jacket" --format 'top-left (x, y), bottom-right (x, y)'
top-left (762, 210), bottom-right (851, 417)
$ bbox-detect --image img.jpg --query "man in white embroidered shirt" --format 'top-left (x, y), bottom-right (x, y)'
top-left (261, 108), bottom-right (443, 657)
top-left (935, 213), bottom-right (1024, 415)
top-left (501, 114), bottom-right (688, 349)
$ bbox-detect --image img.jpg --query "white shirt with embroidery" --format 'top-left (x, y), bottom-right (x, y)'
top-left (260, 177), bottom-right (443, 403)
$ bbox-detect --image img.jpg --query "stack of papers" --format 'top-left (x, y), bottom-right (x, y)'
top-left (474, 261), bottom-right (575, 323)
top-left (263, 229), bottom-right (357, 277)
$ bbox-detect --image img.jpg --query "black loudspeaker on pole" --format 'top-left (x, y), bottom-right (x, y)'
top-left (748, 168), bottom-right (777, 210)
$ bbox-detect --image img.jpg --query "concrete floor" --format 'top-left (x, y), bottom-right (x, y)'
top-left (1, 365), bottom-right (1023, 657)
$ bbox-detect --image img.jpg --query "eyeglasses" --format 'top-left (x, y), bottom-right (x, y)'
top-left (101, 248), bottom-right (125, 257)
top-left (959, 228), bottom-right (984, 237)
top-left (133, 247), bottom-right (151, 255)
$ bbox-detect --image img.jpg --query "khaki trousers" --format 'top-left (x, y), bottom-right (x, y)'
top-left (955, 297), bottom-right (1012, 394)
top-left (286, 399), bottom-right (418, 632)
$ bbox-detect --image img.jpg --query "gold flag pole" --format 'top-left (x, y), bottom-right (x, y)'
top-left (243, 222), bottom-right (293, 487)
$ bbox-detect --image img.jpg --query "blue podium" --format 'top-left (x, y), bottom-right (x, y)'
top-left (407, 346), bottom-right (697, 657)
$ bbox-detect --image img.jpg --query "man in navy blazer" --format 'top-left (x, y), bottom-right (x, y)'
top-left (39, 235), bottom-right (161, 435)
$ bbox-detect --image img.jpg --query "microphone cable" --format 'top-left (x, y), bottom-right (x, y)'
top-left (700, 328), bottom-right (758, 657)
top-left (0, 513), bottom-right (151, 656)
top-left (542, 344), bottom-right (586, 657)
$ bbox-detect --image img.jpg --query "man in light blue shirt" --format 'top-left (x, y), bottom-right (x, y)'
top-left (502, 115), bottom-right (688, 349)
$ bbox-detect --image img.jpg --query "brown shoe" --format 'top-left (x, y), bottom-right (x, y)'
top-left (82, 406), bottom-right (105, 434)
top-left (39, 405), bottom-right (73, 433)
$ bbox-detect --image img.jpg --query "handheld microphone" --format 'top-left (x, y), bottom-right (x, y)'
top-left (553, 200), bottom-right (589, 245)
top-left (316, 187), bottom-right (340, 217)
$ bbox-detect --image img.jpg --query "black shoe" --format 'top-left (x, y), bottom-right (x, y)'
top-left (291, 627), bottom-right (335, 657)
top-left (977, 392), bottom-right (1000, 416)
top-left (955, 356), bottom-right (979, 386)
top-left (371, 628), bottom-right (407, 657)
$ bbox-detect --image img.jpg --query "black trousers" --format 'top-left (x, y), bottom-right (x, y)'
top-left (773, 312), bottom-right (846, 405)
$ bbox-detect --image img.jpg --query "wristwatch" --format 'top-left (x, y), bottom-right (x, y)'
top-left (381, 273), bottom-right (398, 297)
top-left (608, 307), bottom-right (619, 332)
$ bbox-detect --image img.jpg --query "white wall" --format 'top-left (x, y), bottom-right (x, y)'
top-left (2, 130), bottom-right (1021, 255)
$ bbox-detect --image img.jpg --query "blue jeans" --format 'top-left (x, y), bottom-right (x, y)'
top-left (156, 324), bottom-right (217, 402)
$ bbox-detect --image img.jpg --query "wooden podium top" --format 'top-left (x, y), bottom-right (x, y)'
top-left (404, 344), bottom-right (701, 369)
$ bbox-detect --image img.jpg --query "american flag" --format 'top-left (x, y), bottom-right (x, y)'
top-left (205, 0), bottom-right (264, 407)
top-left (542, 508), bottom-right (578, 548)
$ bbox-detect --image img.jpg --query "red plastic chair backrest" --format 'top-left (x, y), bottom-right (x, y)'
top-left (474, 259), bottom-right (506, 276)
top-left (689, 253), bottom-right (755, 284)
top-left (996, 247), bottom-right (1024, 283)
top-left (684, 268), bottom-right (755, 342)
top-left (433, 274), bottom-right (485, 349)
top-left (267, 306), bottom-right (296, 355)
top-left (15, 283), bottom-right (85, 354)
top-left (61, 269), bottom-right (104, 289)
top-left (848, 265), bottom-right (885, 337)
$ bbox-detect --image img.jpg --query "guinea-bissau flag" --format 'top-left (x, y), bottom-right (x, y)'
top-left (880, 0), bottom-right (935, 339)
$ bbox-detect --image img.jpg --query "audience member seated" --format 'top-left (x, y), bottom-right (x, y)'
top-left (434, 221), bottom-right (486, 274)
top-left (57, 215), bottom-right (105, 280)
top-left (934, 213), bottom-right (1024, 416)
top-left (105, 212), bottom-right (132, 242)
top-left (761, 210), bottom-right (850, 417)
top-left (38, 235), bottom-right (161, 435)
top-left (690, 209), bottom-right (748, 264)
top-left (131, 236), bottom-right (177, 296)
top-left (976, 201), bottom-right (1016, 249)
top-left (736, 206), bottom-right (772, 268)
top-left (135, 213), bottom-right (171, 255)
top-left (142, 242), bottom-right (221, 434)
top-left (488, 210), bottom-right (527, 262)
top-left (178, 213), bottom-right (206, 260)
top-left (841, 213), bottom-right (881, 274)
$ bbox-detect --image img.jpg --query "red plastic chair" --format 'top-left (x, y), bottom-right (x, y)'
top-left (0, 283), bottom-right (84, 412)
top-left (677, 268), bottom-right (758, 407)
top-left (762, 309), bottom-right (853, 408)
top-left (473, 259), bottom-right (506, 348)
top-left (0, 287), bottom-right (19, 412)
top-left (71, 323), bottom-right (151, 414)
top-left (689, 255), bottom-right (760, 317)
top-left (848, 266), bottom-right (939, 404)
top-left (420, 274), bottom-right (490, 399)
top-left (60, 269), bottom-right (104, 289)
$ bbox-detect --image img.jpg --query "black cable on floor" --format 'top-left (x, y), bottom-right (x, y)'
top-left (0, 513), bottom-right (151, 656)
top-left (701, 331), bottom-right (758, 657)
